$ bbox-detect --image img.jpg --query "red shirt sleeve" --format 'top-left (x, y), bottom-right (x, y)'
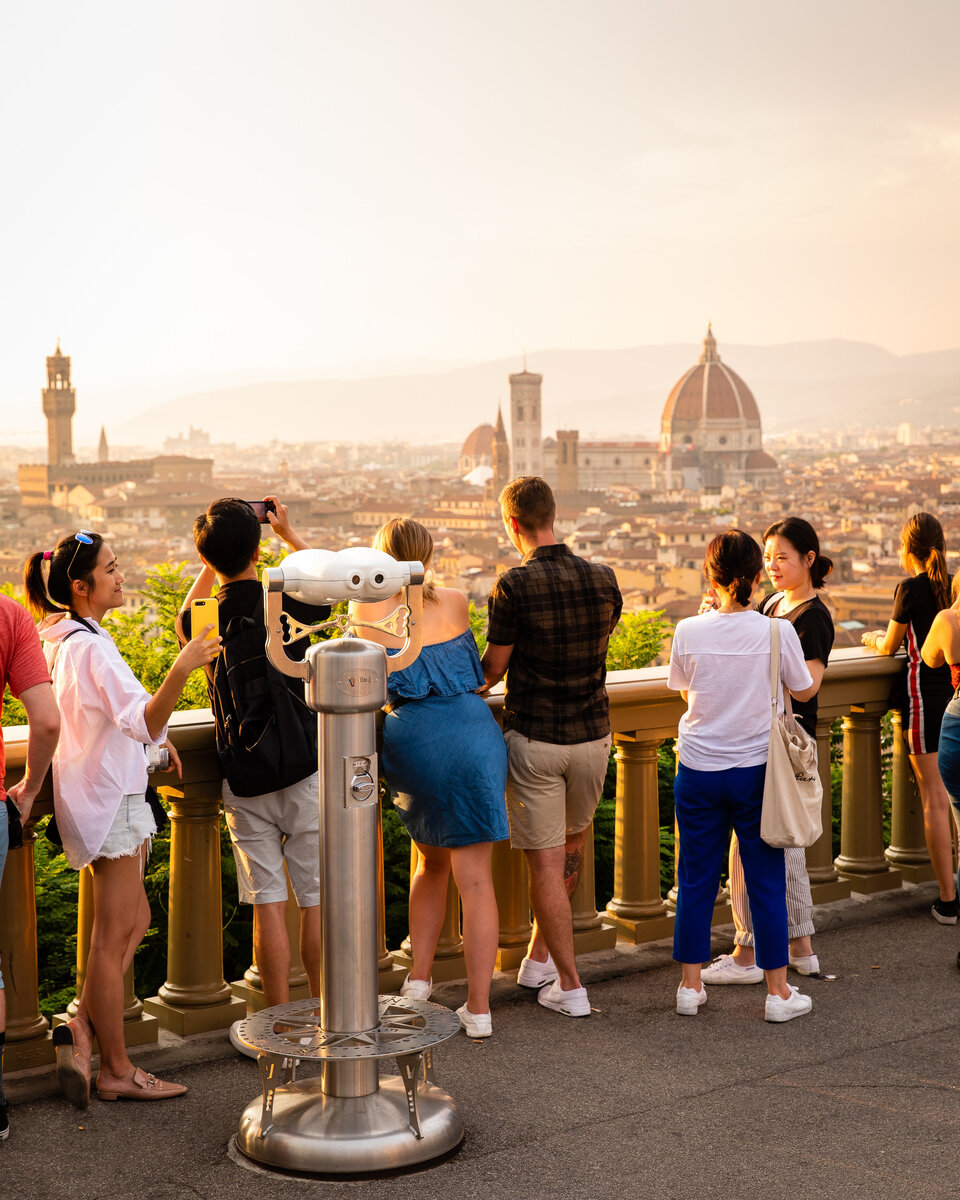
top-left (5, 603), bottom-right (51, 698)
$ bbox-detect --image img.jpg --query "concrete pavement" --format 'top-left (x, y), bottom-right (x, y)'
top-left (6, 881), bottom-right (960, 1200)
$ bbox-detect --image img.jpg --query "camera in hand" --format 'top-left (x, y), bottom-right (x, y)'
top-left (245, 499), bottom-right (277, 524)
top-left (146, 744), bottom-right (171, 773)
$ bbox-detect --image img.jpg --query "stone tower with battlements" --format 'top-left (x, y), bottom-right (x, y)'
top-left (509, 366), bottom-right (543, 478)
top-left (43, 339), bottom-right (76, 467)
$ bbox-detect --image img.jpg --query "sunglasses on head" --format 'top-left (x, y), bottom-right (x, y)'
top-left (66, 529), bottom-right (94, 581)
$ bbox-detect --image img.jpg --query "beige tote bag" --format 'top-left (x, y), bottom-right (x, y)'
top-left (760, 619), bottom-right (823, 849)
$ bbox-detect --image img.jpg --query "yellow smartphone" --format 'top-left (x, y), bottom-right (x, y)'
top-left (190, 597), bottom-right (219, 654)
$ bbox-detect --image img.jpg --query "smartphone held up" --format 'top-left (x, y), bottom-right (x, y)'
top-left (245, 499), bottom-right (277, 524)
top-left (191, 597), bottom-right (220, 654)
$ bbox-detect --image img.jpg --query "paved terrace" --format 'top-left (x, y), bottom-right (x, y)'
top-left (8, 881), bottom-right (960, 1200)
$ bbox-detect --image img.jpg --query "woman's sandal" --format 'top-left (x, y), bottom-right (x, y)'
top-left (52, 1022), bottom-right (91, 1110)
top-left (96, 1067), bottom-right (187, 1102)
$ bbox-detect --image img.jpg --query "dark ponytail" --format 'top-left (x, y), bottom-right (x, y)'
top-left (763, 516), bottom-right (833, 589)
top-left (703, 529), bottom-right (763, 606)
top-left (901, 512), bottom-right (949, 611)
top-left (23, 531), bottom-right (104, 620)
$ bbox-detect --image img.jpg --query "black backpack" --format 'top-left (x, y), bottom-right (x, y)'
top-left (212, 613), bottom-right (318, 798)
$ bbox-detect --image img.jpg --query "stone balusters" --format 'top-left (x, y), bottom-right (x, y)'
top-left (605, 736), bottom-right (673, 943)
top-left (144, 713), bottom-right (244, 1033)
top-left (834, 708), bottom-right (902, 892)
top-left (886, 710), bottom-right (934, 881)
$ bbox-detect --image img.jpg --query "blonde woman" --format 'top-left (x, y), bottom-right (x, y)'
top-left (350, 519), bottom-right (508, 1038)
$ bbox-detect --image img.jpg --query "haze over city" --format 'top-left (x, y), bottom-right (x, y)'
top-left (3, 1), bottom-right (960, 443)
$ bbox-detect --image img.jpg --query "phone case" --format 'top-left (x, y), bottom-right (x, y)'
top-left (191, 598), bottom-right (219, 651)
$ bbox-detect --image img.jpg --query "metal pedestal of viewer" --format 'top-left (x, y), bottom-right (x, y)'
top-left (233, 548), bottom-right (465, 1175)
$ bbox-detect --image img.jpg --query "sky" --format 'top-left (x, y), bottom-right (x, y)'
top-left (2, 1), bottom-right (959, 434)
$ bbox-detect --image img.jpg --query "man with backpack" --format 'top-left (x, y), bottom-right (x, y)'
top-left (177, 497), bottom-right (327, 1051)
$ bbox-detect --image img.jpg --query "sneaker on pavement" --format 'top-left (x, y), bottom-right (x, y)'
top-left (399, 973), bottom-right (433, 1001)
top-left (932, 897), bottom-right (959, 925)
top-left (229, 1020), bottom-right (259, 1060)
top-left (0, 1101), bottom-right (8, 1141)
top-left (700, 954), bottom-right (763, 985)
top-left (764, 985), bottom-right (812, 1023)
top-left (676, 984), bottom-right (707, 1016)
top-left (788, 952), bottom-right (820, 975)
top-left (537, 979), bottom-right (591, 1017)
top-left (456, 1003), bottom-right (492, 1038)
top-left (517, 952), bottom-right (558, 989)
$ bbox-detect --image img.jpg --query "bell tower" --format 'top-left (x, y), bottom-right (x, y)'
top-left (43, 339), bottom-right (76, 467)
top-left (509, 364), bottom-right (543, 478)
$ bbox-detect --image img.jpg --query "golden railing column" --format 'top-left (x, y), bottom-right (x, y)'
top-left (605, 736), bottom-right (673, 943)
top-left (571, 823), bottom-right (617, 953)
top-left (493, 841), bottom-right (531, 970)
top-left (886, 710), bottom-right (934, 881)
top-left (392, 843), bottom-right (466, 982)
top-left (0, 814), bottom-right (53, 1070)
top-left (805, 717), bottom-right (851, 902)
top-left (835, 708), bottom-right (902, 893)
top-left (145, 722), bottom-right (244, 1034)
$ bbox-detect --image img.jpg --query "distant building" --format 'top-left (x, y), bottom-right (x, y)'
top-left (17, 342), bottom-right (213, 512)
top-left (537, 326), bottom-right (780, 495)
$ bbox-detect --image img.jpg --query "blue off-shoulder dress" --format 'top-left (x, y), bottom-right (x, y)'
top-left (384, 630), bottom-right (509, 848)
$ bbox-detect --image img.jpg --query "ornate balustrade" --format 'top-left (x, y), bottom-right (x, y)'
top-left (0, 648), bottom-right (924, 1072)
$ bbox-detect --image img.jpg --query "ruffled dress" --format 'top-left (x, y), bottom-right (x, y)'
top-left (383, 629), bottom-right (509, 847)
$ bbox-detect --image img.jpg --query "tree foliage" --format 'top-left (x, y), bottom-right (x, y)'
top-left (606, 610), bottom-right (671, 670)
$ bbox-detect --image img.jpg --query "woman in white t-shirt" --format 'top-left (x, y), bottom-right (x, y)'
top-left (667, 529), bottom-right (816, 1023)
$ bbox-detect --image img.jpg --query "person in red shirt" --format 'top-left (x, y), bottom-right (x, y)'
top-left (0, 592), bottom-right (60, 1140)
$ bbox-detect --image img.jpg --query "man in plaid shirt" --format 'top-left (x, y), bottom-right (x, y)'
top-left (482, 477), bottom-right (622, 1017)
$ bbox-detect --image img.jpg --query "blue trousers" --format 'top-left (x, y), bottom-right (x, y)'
top-left (938, 695), bottom-right (960, 898)
top-left (673, 762), bottom-right (788, 971)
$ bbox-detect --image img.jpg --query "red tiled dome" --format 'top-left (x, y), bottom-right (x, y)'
top-left (460, 423), bottom-right (494, 458)
top-left (661, 326), bottom-right (759, 428)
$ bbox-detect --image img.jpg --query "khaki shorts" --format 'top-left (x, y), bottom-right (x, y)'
top-left (504, 730), bottom-right (611, 850)
top-left (223, 772), bottom-right (320, 907)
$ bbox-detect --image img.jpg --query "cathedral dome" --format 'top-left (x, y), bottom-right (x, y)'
top-left (459, 423), bottom-right (495, 475)
top-left (660, 325), bottom-right (759, 430)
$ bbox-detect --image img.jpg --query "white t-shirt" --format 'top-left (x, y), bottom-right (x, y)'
top-left (668, 608), bottom-right (813, 771)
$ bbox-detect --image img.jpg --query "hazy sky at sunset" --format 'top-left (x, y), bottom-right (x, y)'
top-left (2, 1), bottom-right (958, 430)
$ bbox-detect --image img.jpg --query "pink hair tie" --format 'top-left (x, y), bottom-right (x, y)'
top-left (42, 550), bottom-right (53, 561)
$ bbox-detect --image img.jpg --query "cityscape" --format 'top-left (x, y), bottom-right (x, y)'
top-left (2, 328), bottom-right (957, 661)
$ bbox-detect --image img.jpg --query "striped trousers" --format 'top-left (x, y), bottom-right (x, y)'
top-left (729, 835), bottom-right (815, 946)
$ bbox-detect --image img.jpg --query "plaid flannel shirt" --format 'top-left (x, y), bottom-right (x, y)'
top-left (487, 544), bottom-right (622, 744)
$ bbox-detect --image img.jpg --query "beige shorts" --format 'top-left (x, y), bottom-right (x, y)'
top-left (223, 772), bottom-right (320, 907)
top-left (504, 730), bottom-right (611, 850)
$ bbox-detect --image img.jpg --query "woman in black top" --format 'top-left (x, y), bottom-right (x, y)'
top-left (862, 511), bottom-right (956, 922)
top-left (702, 518), bottom-right (835, 986)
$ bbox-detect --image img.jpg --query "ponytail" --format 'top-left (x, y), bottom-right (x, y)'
top-left (927, 546), bottom-right (950, 611)
top-left (901, 512), bottom-right (949, 610)
top-left (23, 531), bottom-right (104, 621)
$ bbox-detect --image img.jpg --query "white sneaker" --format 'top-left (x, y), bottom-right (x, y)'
top-left (456, 1003), bottom-right (492, 1038)
top-left (765, 985), bottom-right (813, 1023)
top-left (700, 954), bottom-right (763, 985)
top-left (399, 973), bottom-right (433, 1001)
top-left (229, 1019), bottom-right (259, 1060)
top-left (537, 979), bottom-right (591, 1017)
top-left (517, 952), bottom-right (558, 989)
top-left (788, 953), bottom-right (820, 976)
top-left (676, 984), bottom-right (707, 1016)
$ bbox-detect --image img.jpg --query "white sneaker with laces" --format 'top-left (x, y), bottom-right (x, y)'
top-left (700, 954), bottom-right (763, 985)
top-left (764, 984), bottom-right (813, 1023)
top-left (399, 973), bottom-right (433, 1001)
top-left (788, 953), bottom-right (820, 976)
top-left (537, 980), bottom-right (591, 1017)
top-left (456, 1003), bottom-right (492, 1038)
top-left (676, 983), bottom-right (707, 1016)
top-left (517, 952), bottom-right (558, 989)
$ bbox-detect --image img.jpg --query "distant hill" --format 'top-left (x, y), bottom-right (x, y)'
top-left (110, 340), bottom-right (960, 446)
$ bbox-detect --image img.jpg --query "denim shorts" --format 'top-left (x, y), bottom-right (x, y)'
top-left (96, 793), bottom-right (157, 861)
top-left (0, 800), bottom-right (7, 989)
